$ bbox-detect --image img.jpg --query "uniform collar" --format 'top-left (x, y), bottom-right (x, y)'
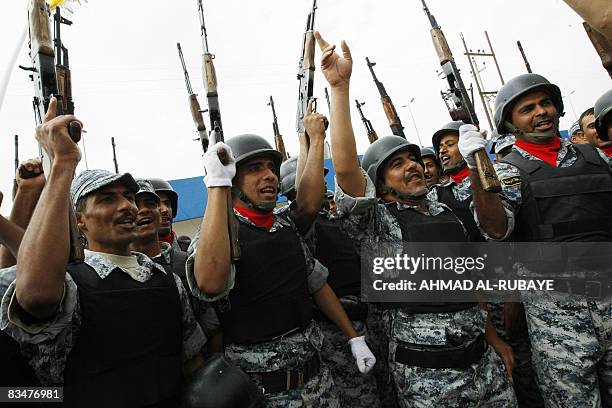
top-left (84, 249), bottom-right (166, 281)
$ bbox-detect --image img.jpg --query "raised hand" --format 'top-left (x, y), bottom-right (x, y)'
top-left (314, 31), bottom-right (352, 90)
top-left (35, 96), bottom-right (82, 166)
top-left (304, 99), bottom-right (328, 143)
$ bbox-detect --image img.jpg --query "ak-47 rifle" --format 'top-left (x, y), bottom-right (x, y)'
top-left (365, 57), bottom-right (405, 139)
top-left (296, 0), bottom-right (318, 140)
top-left (12, 135), bottom-right (19, 200)
top-left (197, 0), bottom-right (240, 261)
top-left (268, 96), bottom-right (289, 161)
top-left (111, 136), bottom-right (119, 174)
top-left (355, 100), bottom-right (378, 144)
top-left (324, 87), bottom-right (331, 115)
top-left (22, 0), bottom-right (83, 261)
top-left (516, 41), bottom-right (533, 74)
top-left (177, 42), bottom-right (208, 151)
top-left (420, 0), bottom-right (500, 193)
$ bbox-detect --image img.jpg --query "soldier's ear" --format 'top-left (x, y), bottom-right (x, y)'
top-left (75, 211), bottom-right (87, 233)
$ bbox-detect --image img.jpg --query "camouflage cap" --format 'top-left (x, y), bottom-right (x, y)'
top-left (569, 121), bottom-right (581, 136)
top-left (493, 134), bottom-right (516, 154)
top-left (71, 169), bottom-right (139, 209)
top-left (135, 179), bottom-right (160, 203)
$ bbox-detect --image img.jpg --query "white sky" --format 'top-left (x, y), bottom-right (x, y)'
top-left (0, 0), bottom-right (610, 213)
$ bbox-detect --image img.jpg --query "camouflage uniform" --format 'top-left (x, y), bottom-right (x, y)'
top-left (482, 139), bottom-right (612, 407)
top-left (426, 172), bottom-right (473, 204)
top-left (186, 205), bottom-right (341, 407)
top-left (0, 250), bottom-right (206, 386)
top-left (335, 170), bottom-right (517, 407)
top-left (307, 212), bottom-right (382, 407)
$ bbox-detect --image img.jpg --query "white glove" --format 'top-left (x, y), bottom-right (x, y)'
top-left (349, 336), bottom-right (376, 374)
top-left (458, 124), bottom-right (487, 169)
top-left (203, 142), bottom-right (236, 187)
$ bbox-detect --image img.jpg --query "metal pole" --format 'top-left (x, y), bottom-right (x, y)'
top-left (14, 135), bottom-right (19, 173)
top-left (485, 31), bottom-right (504, 85)
top-left (461, 33), bottom-right (494, 130)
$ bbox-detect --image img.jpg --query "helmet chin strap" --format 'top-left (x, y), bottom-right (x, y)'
top-left (231, 187), bottom-right (277, 213)
top-left (504, 120), bottom-right (557, 143)
top-left (442, 159), bottom-right (467, 175)
top-left (378, 183), bottom-right (428, 202)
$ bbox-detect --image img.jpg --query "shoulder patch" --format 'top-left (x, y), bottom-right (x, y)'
top-left (500, 176), bottom-right (521, 186)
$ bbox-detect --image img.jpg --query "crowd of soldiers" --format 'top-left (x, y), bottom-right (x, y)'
top-left (0, 25), bottom-right (611, 408)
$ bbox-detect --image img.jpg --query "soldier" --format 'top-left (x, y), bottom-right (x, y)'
top-left (419, 147), bottom-right (442, 188)
top-left (280, 156), bottom-right (298, 203)
top-left (325, 189), bottom-right (337, 216)
top-left (427, 121), bottom-right (486, 242)
top-left (490, 133), bottom-right (516, 161)
top-left (315, 31), bottom-right (516, 407)
top-left (463, 73), bottom-right (612, 406)
top-left (594, 89), bottom-right (612, 155)
top-left (0, 97), bottom-right (206, 407)
top-left (569, 120), bottom-right (587, 145)
top-left (187, 102), bottom-right (375, 407)
top-left (149, 178), bottom-right (191, 252)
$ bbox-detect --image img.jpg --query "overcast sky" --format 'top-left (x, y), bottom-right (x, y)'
top-left (0, 0), bottom-right (610, 213)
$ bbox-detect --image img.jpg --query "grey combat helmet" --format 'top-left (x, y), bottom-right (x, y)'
top-left (493, 73), bottom-right (564, 134)
top-left (594, 89), bottom-right (612, 140)
top-left (279, 156), bottom-right (298, 197)
top-left (420, 147), bottom-right (441, 167)
top-left (361, 136), bottom-right (423, 188)
top-left (226, 134), bottom-right (282, 213)
top-left (431, 121), bottom-right (463, 154)
top-left (149, 178), bottom-right (178, 219)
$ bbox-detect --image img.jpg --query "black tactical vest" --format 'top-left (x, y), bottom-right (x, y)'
top-left (502, 144), bottom-right (612, 242)
top-left (314, 215), bottom-right (361, 298)
top-left (434, 184), bottom-right (485, 242)
top-left (384, 203), bottom-right (477, 313)
top-left (63, 261), bottom-right (183, 408)
top-left (154, 248), bottom-right (188, 291)
top-left (218, 222), bottom-right (313, 345)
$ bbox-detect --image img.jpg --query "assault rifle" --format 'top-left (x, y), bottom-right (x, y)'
top-left (268, 96), bottom-right (289, 161)
top-left (111, 136), bottom-right (119, 174)
top-left (21, 0), bottom-right (83, 261)
top-left (177, 42), bottom-right (208, 151)
top-left (420, 0), bottom-right (500, 193)
top-left (197, 0), bottom-right (240, 261)
top-left (324, 87), bottom-right (331, 115)
top-left (198, 0), bottom-right (223, 143)
top-left (296, 0), bottom-right (317, 138)
top-left (355, 100), bottom-right (378, 144)
top-left (365, 57), bottom-right (405, 139)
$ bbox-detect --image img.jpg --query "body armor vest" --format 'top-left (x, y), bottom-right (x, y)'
top-left (384, 203), bottom-right (477, 313)
top-left (63, 262), bottom-right (183, 408)
top-left (218, 222), bottom-right (313, 345)
top-left (502, 144), bottom-right (612, 242)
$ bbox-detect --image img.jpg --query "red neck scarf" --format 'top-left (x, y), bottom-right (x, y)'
top-left (159, 231), bottom-right (175, 244)
top-left (234, 205), bottom-right (274, 229)
top-left (449, 165), bottom-right (470, 185)
top-left (515, 137), bottom-right (561, 167)
top-left (600, 144), bottom-right (612, 157)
